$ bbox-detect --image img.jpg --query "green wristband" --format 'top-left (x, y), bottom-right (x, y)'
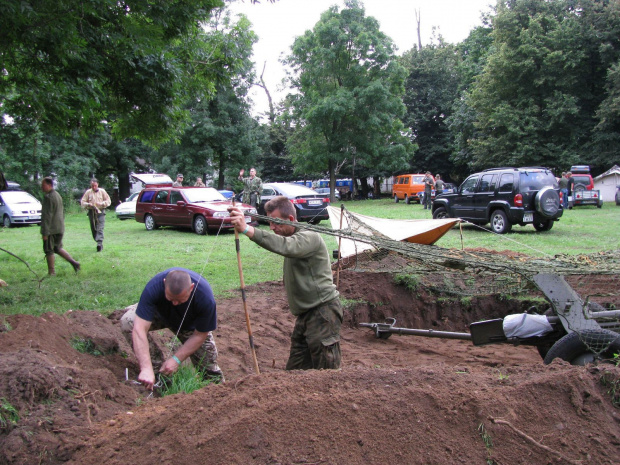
top-left (172, 355), bottom-right (181, 365)
top-left (242, 225), bottom-right (250, 235)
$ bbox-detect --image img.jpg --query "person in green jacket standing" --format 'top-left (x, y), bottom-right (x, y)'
top-left (40, 177), bottom-right (80, 276)
top-left (229, 196), bottom-right (343, 370)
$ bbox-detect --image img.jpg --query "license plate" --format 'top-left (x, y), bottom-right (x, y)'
top-left (523, 213), bottom-right (533, 222)
top-left (308, 200), bottom-right (322, 206)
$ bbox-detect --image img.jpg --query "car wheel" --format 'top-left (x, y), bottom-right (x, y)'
top-left (193, 215), bottom-right (208, 235)
top-left (574, 184), bottom-right (586, 192)
top-left (144, 214), bottom-right (158, 231)
top-left (432, 207), bottom-right (448, 219)
top-left (394, 194), bottom-right (399, 203)
top-left (597, 200), bottom-right (603, 209)
top-left (2, 215), bottom-right (11, 228)
top-left (533, 219), bottom-right (553, 232)
top-left (308, 218), bottom-right (322, 225)
top-left (490, 209), bottom-right (511, 234)
top-left (534, 187), bottom-right (560, 218)
top-left (404, 195), bottom-right (410, 204)
top-left (543, 329), bottom-right (620, 365)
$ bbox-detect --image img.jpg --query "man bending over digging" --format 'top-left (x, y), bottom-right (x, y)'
top-left (229, 196), bottom-right (343, 370)
top-left (121, 268), bottom-right (222, 389)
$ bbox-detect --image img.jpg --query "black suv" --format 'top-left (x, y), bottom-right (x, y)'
top-left (432, 167), bottom-right (563, 234)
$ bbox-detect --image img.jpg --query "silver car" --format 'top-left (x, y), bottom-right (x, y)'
top-left (0, 190), bottom-right (42, 227)
top-left (115, 192), bottom-right (139, 220)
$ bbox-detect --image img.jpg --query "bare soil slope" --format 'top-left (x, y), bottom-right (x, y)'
top-left (1, 271), bottom-right (619, 465)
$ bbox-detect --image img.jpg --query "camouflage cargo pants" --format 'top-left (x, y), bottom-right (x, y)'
top-left (286, 297), bottom-right (343, 370)
top-left (120, 304), bottom-right (221, 376)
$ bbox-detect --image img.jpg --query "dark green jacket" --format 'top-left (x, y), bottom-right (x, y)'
top-left (41, 189), bottom-right (65, 236)
top-left (251, 228), bottom-right (339, 316)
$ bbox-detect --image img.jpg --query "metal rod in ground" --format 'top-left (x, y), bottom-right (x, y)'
top-left (232, 200), bottom-right (260, 375)
top-left (336, 204), bottom-right (344, 289)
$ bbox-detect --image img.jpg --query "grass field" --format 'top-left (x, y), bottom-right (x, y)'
top-left (1, 199), bottom-right (618, 316)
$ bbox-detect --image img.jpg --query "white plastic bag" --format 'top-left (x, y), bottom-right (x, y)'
top-left (503, 313), bottom-right (553, 338)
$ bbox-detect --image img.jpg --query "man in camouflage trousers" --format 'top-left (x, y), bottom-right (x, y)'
top-left (229, 196), bottom-right (343, 370)
top-left (238, 168), bottom-right (263, 208)
top-left (120, 268), bottom-right (222, 389)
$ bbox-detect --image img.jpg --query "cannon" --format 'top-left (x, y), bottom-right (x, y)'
top-left (360, 273), bottom-right (620, 365)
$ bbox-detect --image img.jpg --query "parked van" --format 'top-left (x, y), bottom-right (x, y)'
top-left (392, 174), bottom-right (432, 204)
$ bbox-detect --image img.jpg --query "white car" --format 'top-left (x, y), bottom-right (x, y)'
top-left (0, 190), bottom-right (42, 227)
top-left (115, 192), bottom-right (139, 220)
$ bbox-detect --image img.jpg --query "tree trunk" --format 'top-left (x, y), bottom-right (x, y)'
top-left (217, 155), bottom-right (225, 190)
top-left (118, 171), bottom-right (131, 203)
top-left (329, 158), bottom-right (336, 202)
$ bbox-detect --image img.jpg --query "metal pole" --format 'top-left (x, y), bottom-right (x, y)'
top-left (232, 199), bottom-right (260, 375)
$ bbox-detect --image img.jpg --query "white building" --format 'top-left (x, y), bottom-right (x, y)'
top-left (593, 165), bottom-right (620, 202)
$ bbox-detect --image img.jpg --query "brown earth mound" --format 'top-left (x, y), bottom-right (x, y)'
top-left (1, 270), bottom-right (619, 465)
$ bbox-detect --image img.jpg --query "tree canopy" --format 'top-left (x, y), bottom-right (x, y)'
top-left (0, 0), bottom-right (239, 144)
top-left (283, 0), bottom-right (412, 197)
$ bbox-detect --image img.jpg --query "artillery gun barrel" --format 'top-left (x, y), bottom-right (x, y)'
top-left (359, 321), bottom-right (472, 340)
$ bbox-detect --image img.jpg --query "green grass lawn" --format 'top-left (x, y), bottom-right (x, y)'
top-left (1, 200), bottom-right (618, 316)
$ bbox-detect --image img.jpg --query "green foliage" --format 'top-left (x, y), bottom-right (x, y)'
top-left (478, 422), bottom-right (495, 464)
top-left (1, 318), bottom-right (11, 332)
top-left (284, 0), bottom-right (412, 188)
top-left (393, 273), bottom-right (419, 292)
top-left (0, 0), bottom-right (229, 143)
top-left (159, 365), bottom-right (216, 397)
top-left (465, 0), bottom-right (620, 172)
top-left (599, 371), bottom-right (620, 408)
top-left (70, 336), bottom-right (109, 356)
top-left (340, 298), bottom-right (367, 310)
top-left (401, 37), bottom-right (461, 176)
top-left (0, 398), bottom-right (19, 430)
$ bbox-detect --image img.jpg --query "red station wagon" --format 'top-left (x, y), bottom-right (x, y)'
top-left (135, 186), bottom-right (257, 235)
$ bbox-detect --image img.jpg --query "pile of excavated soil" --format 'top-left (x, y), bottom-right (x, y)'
top-left (1, 270), bottom-right (619, 465)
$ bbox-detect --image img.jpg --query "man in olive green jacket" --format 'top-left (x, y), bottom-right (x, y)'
top-left (229, 196), bottom-right (343, 370)
top-left (40, 177), bottom-right (80, 275)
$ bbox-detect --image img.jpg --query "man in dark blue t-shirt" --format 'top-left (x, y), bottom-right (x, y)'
top-left (121, 268), bottom-right (221, 389)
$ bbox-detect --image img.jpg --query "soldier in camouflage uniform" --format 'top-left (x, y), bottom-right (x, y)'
top-left (238, 168), bottom-right (263, 208)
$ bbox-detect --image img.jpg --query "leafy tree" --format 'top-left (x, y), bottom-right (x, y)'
top-left (283, 0), bottom-right (412, 200)
top-left (466, 0), bottom-right (620, 173)
top-left (401, 36), bottom-right (461, 179)
top-left (150, 10), bottom-right (266, 190)
top-left (0, 0), bottom-right (249, 144)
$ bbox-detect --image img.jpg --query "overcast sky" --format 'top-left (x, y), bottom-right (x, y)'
top-left (229, 0), bottom-right (494, 116)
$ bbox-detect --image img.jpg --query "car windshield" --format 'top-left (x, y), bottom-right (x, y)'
top-left (573, 175), bottom-right (590, 185)
top-left (519, 171), bottom-right (558, 190)
top-left (183, 188), bottom-right (226, 203)
top-left (1, 191), bottom-right (39, 204)
top-left (411, 176), bottom-right (424, 183)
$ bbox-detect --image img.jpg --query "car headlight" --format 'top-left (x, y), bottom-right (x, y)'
top-left (248, 208), bottom-right (257, 215)
top-left (213, 211), bottom-right (230, 218)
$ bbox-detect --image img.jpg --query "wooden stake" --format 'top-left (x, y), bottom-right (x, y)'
top-left (232, 200), bottom-right (260, 375)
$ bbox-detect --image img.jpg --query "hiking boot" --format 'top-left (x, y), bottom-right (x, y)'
top-left (96, 244), bottom-right (102, 252)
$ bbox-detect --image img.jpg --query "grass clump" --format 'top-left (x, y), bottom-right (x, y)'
top-left (477, 422), bottom-right (495, 465)
top-left (0, 398), bottom-right (19, 430)
top-left (69, 336), bottom-right (109, 356)
top-left (600, 370), bottom-right (620, 408)
top-left (159, 365), bottom-right (217, 397)
top-left (393, 273), bottom-right (420, 292)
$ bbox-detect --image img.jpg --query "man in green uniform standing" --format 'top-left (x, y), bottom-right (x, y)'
top-left (229, 196), bottom-right (343, 370)
top-left (40, 177), bottom-right (80, 275)
top-left (238, 168), bottom-right (263, 208)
